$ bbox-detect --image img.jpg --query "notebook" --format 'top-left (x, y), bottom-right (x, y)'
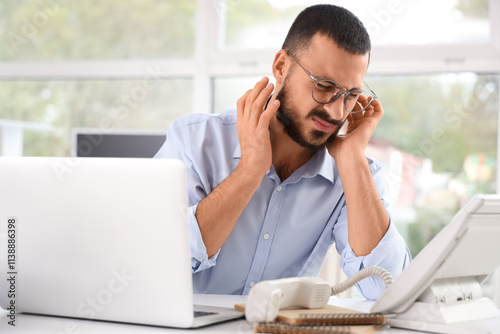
top-left (0, 157), bottom-right (244, 328)
top-left (234, 303), bottom-right (386, 333)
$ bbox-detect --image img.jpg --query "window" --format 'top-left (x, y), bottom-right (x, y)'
top-left (213, 75), bottom-right (269, 113)
top-left (221, 0), bottom-right (491, 49)
top-left (368, 73), bottom-right (498, 255)
top-left (1, 1), bottom-right (196, 60)
top-left (0, 1), bottom-right (196, 156)
top-left (0, 79), bottom-right (192, 156)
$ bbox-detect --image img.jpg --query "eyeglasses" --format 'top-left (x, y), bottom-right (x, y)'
top-left (287, 51), bottom-right (377, 114)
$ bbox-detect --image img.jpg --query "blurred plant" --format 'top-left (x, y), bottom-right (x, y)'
top-left (407, 202), bottom-right (458, 257)
top-left (455, 0), bottom-right (489, 18)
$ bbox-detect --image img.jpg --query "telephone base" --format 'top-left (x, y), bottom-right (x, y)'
top-left (389, 316), bottom-right (500, 334)
top-left (388, 297), bottom-right (500, 334)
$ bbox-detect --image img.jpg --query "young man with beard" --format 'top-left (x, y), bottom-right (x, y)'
top-left (155, 4), bottom-right (411, 300)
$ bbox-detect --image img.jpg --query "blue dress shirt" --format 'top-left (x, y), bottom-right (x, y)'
top-left (155, 109), bottom-right (411, 299)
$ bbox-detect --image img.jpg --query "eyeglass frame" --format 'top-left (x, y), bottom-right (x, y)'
top-left (286, 51), bottom-right (377, 114)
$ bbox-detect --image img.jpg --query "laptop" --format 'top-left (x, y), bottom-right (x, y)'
top-left (0, 157), bottom-right (244, 328)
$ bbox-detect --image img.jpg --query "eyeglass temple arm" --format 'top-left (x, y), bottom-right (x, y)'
top-left (286, 50), bottom-right (318, 82)
top-left (364, 81), bottom-right (378, 100)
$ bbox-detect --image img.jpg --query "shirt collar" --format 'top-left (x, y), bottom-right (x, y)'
top-left (233, 144), bottom-right (241, 159)
top-left (287, 147), bottom-right (335, 184)
top-left (315, 148), bottom-right (336, 183)
top-left (234, 145), bottom-right (335, 184)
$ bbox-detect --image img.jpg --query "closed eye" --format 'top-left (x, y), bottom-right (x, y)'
top-left (316, 81), bottom-right (339, 91)
top-left (318, 82), bottom-right (333, 89)
top-left (347, 90), bottom-right (364, 99)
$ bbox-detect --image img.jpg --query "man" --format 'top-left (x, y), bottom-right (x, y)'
top-left (155, 4), bottom-right (411, 300)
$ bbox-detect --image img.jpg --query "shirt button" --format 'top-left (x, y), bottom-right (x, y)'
top-left (249, 281), bottom-right (255, 288)
top-left (263, 233), bottom-right (270, 240)
top-left (277, 186), bottom-right (283, 192)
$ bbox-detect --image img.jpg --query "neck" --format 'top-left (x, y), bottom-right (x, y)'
top-left (269, 117), bottom-right (315, 181)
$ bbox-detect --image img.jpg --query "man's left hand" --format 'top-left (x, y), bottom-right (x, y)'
top-left (327, 95), bottom-right (384, 161)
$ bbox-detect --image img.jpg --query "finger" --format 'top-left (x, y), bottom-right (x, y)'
top-left (246, 77), bottom-right (269, 108)
top-left (237, 89), bottom-right (252, 119)
top-left (253, 82), bottom-right (274, 115)
top-left (370, 99), bottom-right (384, 121)
top-left (245, 82), bottom-right (275, 127)
top-left (352, 95), bottom-right (376, 119)
top-left (356, 95), bottom-right (369, 109)
top-left (350, 101), bottom-right (365, 121)
top-left (242, 77), bottom-right (270, 123)
top-left (363, 95), bottom-right (380, 112)
top-left (259, 99), bottom-right (280, 129)
top-left (358, 97), bottom-right (382, 123)
top-left (256, 83), bottom-right (274, 111)
top-left (362, 98), bottom-right (375, 117)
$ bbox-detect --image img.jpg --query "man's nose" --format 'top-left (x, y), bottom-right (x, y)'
top-left (322, 96), bottom-right (345, 121)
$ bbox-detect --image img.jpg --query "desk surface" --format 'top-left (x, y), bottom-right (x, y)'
top-left (0, 294), bottom-right (423, 334)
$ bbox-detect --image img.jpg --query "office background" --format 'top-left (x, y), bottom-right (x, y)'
top-left (0, 0), bottom-right (499, 302)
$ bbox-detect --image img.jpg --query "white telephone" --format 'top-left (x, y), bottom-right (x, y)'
top-left (245, 266), bottom-right (393, 322)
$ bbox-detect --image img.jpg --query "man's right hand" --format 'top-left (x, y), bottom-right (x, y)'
top-left (196, 77), bottom-right (280, 258)
top-left (236, 77), bottom-right (280, 177)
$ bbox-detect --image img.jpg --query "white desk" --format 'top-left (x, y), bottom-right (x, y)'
top-left (5, 295), bottom-right (497, 334)
top-left (0, 294), bottom-right (425, 333)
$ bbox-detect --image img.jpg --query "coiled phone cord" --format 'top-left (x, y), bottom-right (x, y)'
top-left (330, 266), bottom-right (393, 296)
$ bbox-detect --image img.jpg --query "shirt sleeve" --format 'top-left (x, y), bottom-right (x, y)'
top-left (333, 157), bottom-right (412, 300)
top-left (154, 123), bottom-right (221, 273)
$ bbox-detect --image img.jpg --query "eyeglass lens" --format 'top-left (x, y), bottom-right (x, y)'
top-left (313, 80), bottom-right (372, 113)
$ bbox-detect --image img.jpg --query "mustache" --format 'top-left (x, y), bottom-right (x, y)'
top-left (307, 109), bottom-right (344, 127)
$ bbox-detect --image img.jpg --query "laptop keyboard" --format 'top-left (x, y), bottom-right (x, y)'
top-left (194, 310), bottom-right (218, 318)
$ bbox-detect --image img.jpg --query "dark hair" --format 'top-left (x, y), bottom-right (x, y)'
top-left (282, 4), bottom-right (370, 57)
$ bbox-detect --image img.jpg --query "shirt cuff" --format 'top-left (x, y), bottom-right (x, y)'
top-left (340, 222), bottom-right (411, 300)
top-left (188, 203), bottom-right (221, 273)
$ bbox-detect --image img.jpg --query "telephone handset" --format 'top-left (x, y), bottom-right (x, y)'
top-left (245, 266), bottom-right (393, 322)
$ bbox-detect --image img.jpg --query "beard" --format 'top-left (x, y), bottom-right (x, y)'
top-left (275, 83), bottom-right (345, 151)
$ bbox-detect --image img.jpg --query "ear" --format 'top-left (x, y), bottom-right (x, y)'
top-left (272, 49), bottom-right (290, 85)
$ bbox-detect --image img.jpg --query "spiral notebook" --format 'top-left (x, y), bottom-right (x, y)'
top-left (234, 303), bottom-right (387, 333)
top-left (254, 322), bottom-right (380, 334)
